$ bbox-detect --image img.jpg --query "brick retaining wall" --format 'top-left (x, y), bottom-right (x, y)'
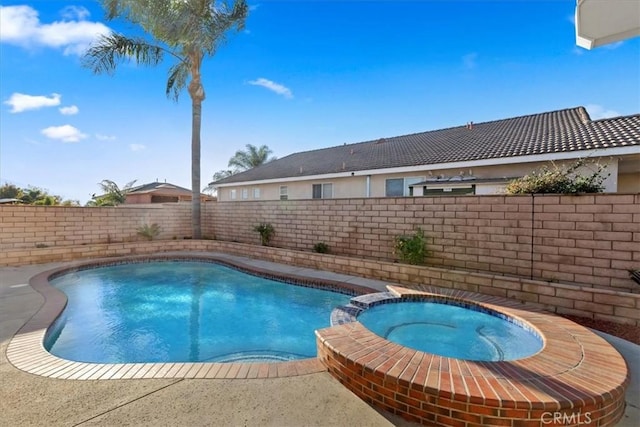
top-left (211, 194), bottom-right (640, 292)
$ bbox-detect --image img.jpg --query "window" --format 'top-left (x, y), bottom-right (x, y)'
top-left (230, 189), bottom-right (236, 200)
top-left (312, 183), bottom-right (333, 199)
top-left (385, 177), bottom-right (423, 197)
top-left (279, 186), bottom-right (288, 200)
top-left (241, 188), bottom-right (248, 200)
top-left (253, 188), bottom-right (260, 199)
top-left (385, 179), bottom-right (404, 197)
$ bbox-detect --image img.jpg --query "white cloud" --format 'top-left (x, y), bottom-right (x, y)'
top-left (248, 78), bottom-right (293, 99)
top-left (0, 5), bottom-right (111, 56)
top-left (41, 125), bottom-right (87, 143)
top-left (462, 52), bottom-right (478, 70)
top-left (4, 92), bottom-right (61, 113)
top-left (130, 144), bottom-right (146, 152)
top-left (585, 104), bottom-right (620, 120)
top-left (59, 105), bottom-right (79, 115)
top-left (96, 134), bottom-right (116, 141)
top-left (61, 6), bottom-right (90, 21)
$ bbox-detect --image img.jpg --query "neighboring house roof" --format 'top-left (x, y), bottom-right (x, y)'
top-left (0, 198), bottom-right (22, 204)
top-left (128, 182), bottom-right (193, 195)
top-left (211, 107), bottom-right (640, 186)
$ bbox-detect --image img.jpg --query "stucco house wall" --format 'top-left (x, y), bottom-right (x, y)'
top-left (217, 157), bottom-right (626, 201)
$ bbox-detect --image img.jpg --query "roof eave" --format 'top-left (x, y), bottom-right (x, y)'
top-left (213, 145), bottom-right (638, 188)
top-left (575, 0), bottom-right (640, 50)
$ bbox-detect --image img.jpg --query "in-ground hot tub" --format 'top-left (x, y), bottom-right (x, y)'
top-left (316, 286), bottom-right (629, 427)
top-left (357, 299), bottom-right (543, 362)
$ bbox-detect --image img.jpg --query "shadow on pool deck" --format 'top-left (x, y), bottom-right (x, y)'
top-left (1, 255), bottom-right (638, 426)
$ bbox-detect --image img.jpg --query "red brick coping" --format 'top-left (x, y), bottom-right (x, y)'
top-left (316, 286), bottom-right (629, 426)
top-left (6, 254), bottom-right (373, 381)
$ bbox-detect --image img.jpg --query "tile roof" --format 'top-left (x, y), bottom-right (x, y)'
top-left (128, 182), bottom-right (192, 194)
top-left (211, 107), bottom-right (640, 185)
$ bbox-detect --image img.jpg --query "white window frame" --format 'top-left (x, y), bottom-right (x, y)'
top-left (230, 189), bottom-right (237, 200)
top-left (312, 182), bottom-right (333, 199)
top-left (253, 188), bottom-right (260, 199)
top-left (241, 188), bottom-right (248, 200)
top-left (279, 186), bottom-right (288, 200)
top-left (385, 177), bottom-right (423, 197)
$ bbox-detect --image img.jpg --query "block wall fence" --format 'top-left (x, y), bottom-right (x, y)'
top-left (0, 194), bottom-right (638, 325)
top-left (0, 203), bottom-right (196, 253)
top-left (210, 193), bottom-right (640, 293)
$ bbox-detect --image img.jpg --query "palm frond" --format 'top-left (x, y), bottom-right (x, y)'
top-left (166, 61), bottom-right (190, 101)
top-left (82, 33), bottom-right (165, 75)
top-left (204, 0), bottom-right (249, 54)
top-left (123, 180), bottom-right (138, 191)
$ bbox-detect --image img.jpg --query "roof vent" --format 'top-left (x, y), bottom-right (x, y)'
top-left (299, 166), bottom-right (303, 174)
top-left (350, 148), bottom-right (354, 155)
top-left (375, 138), bottom-right (386, 144)
top-left (466, 121), bottom-right (474, 130)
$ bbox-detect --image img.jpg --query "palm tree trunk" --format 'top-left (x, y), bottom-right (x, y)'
top-left (191, 97), bottom-right (202, 239)
top-left (189, 53), bottom-right (204, 239)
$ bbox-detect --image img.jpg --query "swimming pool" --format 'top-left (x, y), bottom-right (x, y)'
top-left (356, 300), bottom-right (543, 361)
top-left (45, 260), bottom-right (351, 363)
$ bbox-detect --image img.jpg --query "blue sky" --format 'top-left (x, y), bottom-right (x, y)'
top-left (1, 1), bottom-right (638, 204)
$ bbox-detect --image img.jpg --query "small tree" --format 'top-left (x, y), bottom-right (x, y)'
top-left (1, 184), bottom-right (71, 205)
top-left (0, 184), bottom-right (21, 199)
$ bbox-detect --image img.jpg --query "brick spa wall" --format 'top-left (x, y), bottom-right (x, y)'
top-left (211, 193), bottom-right (640, 293)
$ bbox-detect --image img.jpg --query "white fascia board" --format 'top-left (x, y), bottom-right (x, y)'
top-left (577, 26), bottom-right (640, 50)
top-left (213, 146), bottom-right (639, 188)
top-left (575, 0), bottom-right (640, 50)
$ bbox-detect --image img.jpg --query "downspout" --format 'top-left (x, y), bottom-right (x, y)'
top-left (366, 175), bottom-right (371, 197)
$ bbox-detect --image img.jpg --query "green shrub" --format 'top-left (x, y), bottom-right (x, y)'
top-left (393, 227), bottom-right (427, 265)
top-left (505, 159), bottom-right (609, 194)
top-left (253, 223), bottom-right (275, 246)
top-left (137, 223), bottom-right (161, 241)
top-left (313, 242), bottom-right (330, 253)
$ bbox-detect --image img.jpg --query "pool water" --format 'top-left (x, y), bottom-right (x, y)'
top-left (45, 261), bottom-right (351, 363)
top-left (357, 301), bottom-right (543, 361)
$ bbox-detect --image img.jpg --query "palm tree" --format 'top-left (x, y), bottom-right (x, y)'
top-left (83, 0), bottom-right (249, 238)
top-left (228, 144), bottom-right (276, 171)
top-left (90, 179), bottom-right (137, 206)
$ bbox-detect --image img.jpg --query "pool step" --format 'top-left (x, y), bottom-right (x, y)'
top-left (331, 292), bottom-right (401, 326)
top-left (350, 292), bottom-right (398, 309)
top-left (330, 304), bottom-right (361, 325)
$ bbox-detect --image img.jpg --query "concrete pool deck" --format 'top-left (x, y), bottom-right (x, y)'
top-left (1, 253), bottom-right (638, 426)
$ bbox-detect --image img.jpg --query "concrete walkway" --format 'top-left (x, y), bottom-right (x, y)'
top-left (1, 255), bottom-right (638, 426)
